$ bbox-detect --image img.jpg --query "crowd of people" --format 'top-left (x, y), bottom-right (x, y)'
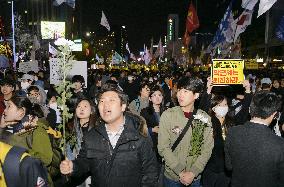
top-left (0, 67), bottom-right (284, 187)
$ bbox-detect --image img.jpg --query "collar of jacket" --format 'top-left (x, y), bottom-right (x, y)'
top-left (171, 106), bottom-right (191, 120)
top-left (94, 112), bottom-right (146, 144)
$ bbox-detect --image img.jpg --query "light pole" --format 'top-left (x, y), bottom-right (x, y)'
top-left (11, 0), bottom-right (16, 69)
top-left (121, 25), bottom-right (126, 58)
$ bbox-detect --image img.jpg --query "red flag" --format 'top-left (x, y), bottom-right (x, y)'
top-left (186, 2), bottom-right (199, 33)
top-left (183, 32), bottom-right (191, 47)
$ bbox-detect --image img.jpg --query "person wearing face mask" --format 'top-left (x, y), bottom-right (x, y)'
top-left (201, 77), bottom-right (252, 126)
top-left (201, 95), bottom-right (233, 187)
top-left (47, 88), bottom-right (62, 126)
top-left (27, 85), bottom-right (57, 129)
top-left (20, 74), bottom-right (34, 94)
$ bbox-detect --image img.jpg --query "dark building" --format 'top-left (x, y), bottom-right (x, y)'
top-left (1, 0), bottom-right (82, 40)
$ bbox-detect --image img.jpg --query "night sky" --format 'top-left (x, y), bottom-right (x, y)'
top-left (80, 0), bottom-right (231, 52)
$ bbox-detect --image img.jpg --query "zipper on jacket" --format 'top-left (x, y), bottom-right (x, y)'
top-left (107, 141), bottom-right (113, 156)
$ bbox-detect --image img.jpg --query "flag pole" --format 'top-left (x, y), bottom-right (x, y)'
top-left (12, 0), bottom-right (16, 70)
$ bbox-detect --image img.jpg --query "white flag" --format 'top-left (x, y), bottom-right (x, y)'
top-left (54, 0), bottom-right (65, 5)
top-left (144, 47), bottom-right (152, 65)
top-left (100, 11), bottom-right (110, 31)
top-left (130, 53), bottom-right (136, 60)
top-left (96, 54), bottom-right (100, 61)
top-left (49, 43), bottom-right (58, 56)
top-left (154, 38), bottom-right (164, 58)
top-left (223, 10), bottom-right (236, 43)
top-left (234, 10), bottom-right (253, 42)
top-left (53, 0), bottom-right (75, 8)
top-left (257, 0), bottom-right (277, 18)
top-left (126, 43), bottom-right (130, 54)
top-left (242, 0), bottom-right (258, 10)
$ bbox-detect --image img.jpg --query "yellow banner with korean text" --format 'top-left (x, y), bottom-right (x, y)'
top-left (212, 59), bottom-right (244, 85)
top-left (245, 60), bottom-right (259, 70)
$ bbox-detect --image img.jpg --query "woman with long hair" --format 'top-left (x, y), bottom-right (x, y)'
top-left (202, 95), bottom-right (233, 187)
top-left (64, 98), bottom-right (97, 187)
top-left (141, 85), bottom-right (165, 163)
top-left (67, 98), bottom-right (97, 160)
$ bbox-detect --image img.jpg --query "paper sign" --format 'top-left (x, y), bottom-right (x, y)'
top-left (245, 60), bottom-right (258, 70)
top-left (212, 59), bottom-right (244, 85)
top-left (49, 58), bottom-right (87, 87)
top-left (18, 61), bottom-right (39, 73)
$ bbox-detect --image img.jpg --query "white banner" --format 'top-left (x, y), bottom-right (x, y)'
top-left (18, 61), bottom-right (39, 73)
top-left (49, 58), bottom-right (87, 86)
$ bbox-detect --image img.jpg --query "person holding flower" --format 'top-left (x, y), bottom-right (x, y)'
top-left (158, 77), bottom-right (214, 187)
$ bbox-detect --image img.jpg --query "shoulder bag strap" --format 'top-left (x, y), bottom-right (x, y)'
top-left (171, 109), bottom-right (197, 152)
top-left (3, 146), bottom-right (27, 187)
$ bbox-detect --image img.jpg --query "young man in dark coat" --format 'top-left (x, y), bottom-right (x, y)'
top-left (225, 91), bottom-right (284, 187)
top-left (60, 83), bottom-right (158, 187)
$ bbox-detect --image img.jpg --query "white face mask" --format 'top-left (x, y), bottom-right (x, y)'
top-left (21, 82), bottom-right (30, 90)
top-left (49, 103), bottom-right (58, 110)
top-left (214, 106), bottom-right (229, 118)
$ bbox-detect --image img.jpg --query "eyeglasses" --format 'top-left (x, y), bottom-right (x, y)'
top-left (28, 92), bottom-right (40, 97)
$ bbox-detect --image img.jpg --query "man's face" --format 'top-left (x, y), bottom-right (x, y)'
top-left (176, 88), bottom-right (198, 107)
top-left (28, 90), bottom-right (42, 104)
top-left (1, 84), bottom-right (14, 96)
top-left (98, 91), bottom-right (126, 125)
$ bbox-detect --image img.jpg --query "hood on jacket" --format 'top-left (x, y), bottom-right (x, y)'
top-left (124, 111), bottom-right (148, 137)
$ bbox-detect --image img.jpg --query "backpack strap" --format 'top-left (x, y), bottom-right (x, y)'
top-left (2, 146), bottom-right (27, 187)
top-left (171, 109), bottom-right (197, 152)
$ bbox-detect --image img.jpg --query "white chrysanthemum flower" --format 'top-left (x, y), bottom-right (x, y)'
top-left (193, 114), bottom-right (209, 124)
top-left (54, 38), bottom-right (75, 46)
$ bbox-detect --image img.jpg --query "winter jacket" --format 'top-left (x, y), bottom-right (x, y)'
top-left (141, 106), bottom-right (164, 163)
top-left (6, 119), bottom-right (53, 167)
top-left (72, 112), bottom-right (159, 187)
top-left (141, 107), bottom-right (160, 148)
top-left (225, 122), bottom-right (284, 187)
top-left (158, 106), bottom-right (214, 181)
top-left (129, 96), bottom-right (149, 115)
top-left (6, 118), bottom-right (55, 186)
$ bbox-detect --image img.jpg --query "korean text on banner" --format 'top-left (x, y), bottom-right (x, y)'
top-left (212, 59), bottom-right (244, 85)
top-left (245, 60), bottom-right (259, 70)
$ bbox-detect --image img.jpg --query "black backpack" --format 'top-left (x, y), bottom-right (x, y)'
top-left (2, 146), bottom-right (49, 187)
